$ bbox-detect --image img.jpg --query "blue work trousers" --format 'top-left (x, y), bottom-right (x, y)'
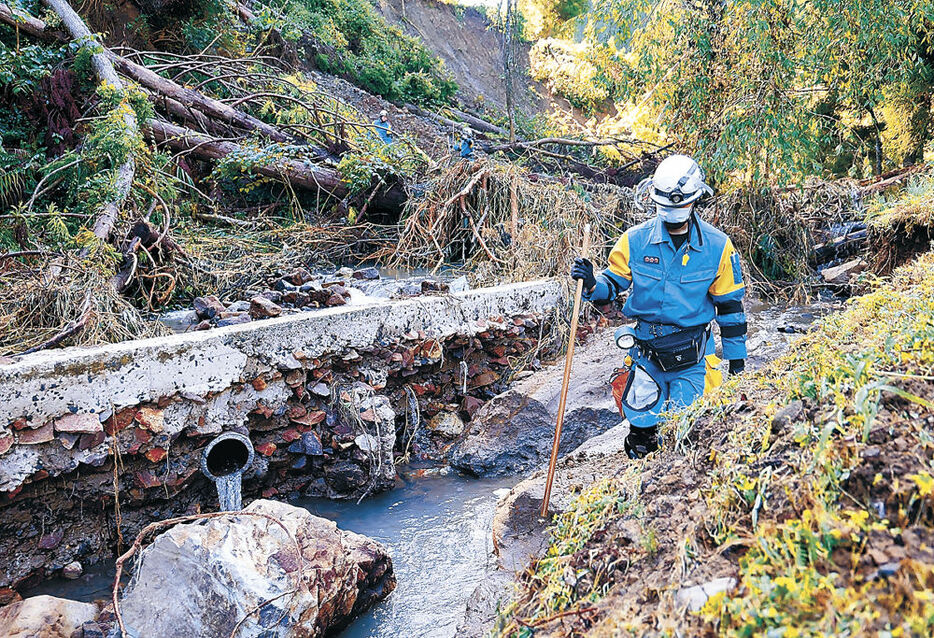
top-left (622, 349), bottom-right (706, 430)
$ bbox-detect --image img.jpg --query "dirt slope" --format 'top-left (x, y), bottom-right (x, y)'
top-left (375, 0), bottom-right (549, 118)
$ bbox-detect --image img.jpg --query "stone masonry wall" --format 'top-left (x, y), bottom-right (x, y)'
top-left (0, 281), bottom-right (564, 596)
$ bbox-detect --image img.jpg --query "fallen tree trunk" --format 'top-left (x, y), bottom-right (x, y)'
top-left (42, 0), bottom-right (137, 252)
top-left (149, 119), bottom-right (348, 197)
top-left (404, 103), bottom-right (507, 138)
top-left (107, 54), bottom-right (319, 150)
top-left (0, 4), bottom-right (330, 158)
top-left (0, 1), bottom-right (63, 40)
top-left (485, 136), bottom-right (644, 153)
top-left (449, 107), bottom-right (508, 137)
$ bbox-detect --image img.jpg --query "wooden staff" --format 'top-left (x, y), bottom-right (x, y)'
top-left (541, 223), bottom-right (591, 517)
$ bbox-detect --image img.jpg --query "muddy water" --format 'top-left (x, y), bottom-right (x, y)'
top-left (301, 470), bottom-right (514, 638)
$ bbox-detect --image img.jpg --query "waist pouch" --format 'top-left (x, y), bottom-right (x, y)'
top-left (641, 325), bottom-right (708, 372)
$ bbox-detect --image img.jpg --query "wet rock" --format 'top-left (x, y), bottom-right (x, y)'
top-left (118, 499), bottom-right (395, 638)
top-left (249, 296), bottom-right (283, 319)
top-left (216, 313), bottom-right (252, 327)
top-left (37, 529), bottom-right (64, 550)
top-left (274, 279), bottom-right (299, 293)
top-left (260, 290), bottom-right (283, 303)
top-left (223, 300), bottom-right (249, 313)
top-left (450, 331), bottom-right (620, 476)
top-left (135, 406), bottom-right (165, 433)
top-left (310, 382), bottom-right (330, 398)
top-left (821, 257), bottom-right (867, 284)
top-left (676, 577), bottom-right (737, 612)
top-left (159, 309), bottom-right (199, 332)
top-left (353, 267), bottom-right (380, 280)
top-left (284, 268), bottom-right (314, 285)
top-left (428, 411), bottom-right (465, 439)
top-left (0, 595), bottom-right (98, 637)
top-left (193, 295), bottom-right (225, 320)
top-left (288, 432), bottom-right (324, 456)
top-left (421, 279), bottom-right (449, 293)
top-left (192, 319), bottom-right (212, 331)
top-left (62, 561), bottom-right (83, 579)
top-left (324, 461), bottom-right (367, 494)
top-left (354, 433), bottom-right (379, 453)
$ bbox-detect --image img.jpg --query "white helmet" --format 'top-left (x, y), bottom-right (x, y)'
top-left (637, 155), bottom-right (713, 223)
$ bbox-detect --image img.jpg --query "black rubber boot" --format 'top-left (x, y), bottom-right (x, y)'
top-left (625, 425), bottom-right (660, 459)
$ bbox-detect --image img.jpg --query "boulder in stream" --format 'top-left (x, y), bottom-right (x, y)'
top-left (118, 499), bottom-right (395, 638)
top-left (0, 595), bottom-right (98, 638)
top-left (450, 330), bottom-right (621, 476)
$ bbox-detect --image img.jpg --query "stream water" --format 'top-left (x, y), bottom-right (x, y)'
top-left (302, 469), bottom-right (515, 638)
top-left (25, 469), bottom-right (514, 638)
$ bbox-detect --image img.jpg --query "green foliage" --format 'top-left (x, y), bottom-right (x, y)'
top-left (866, 170), bottom-right (934, 233)
top-left (539, 0), bottom-right (934, 187)
top-left (251, 0), bottom-right (457, 106)
top-left (337, 135), bottom-right (426, 197)
top-left (0, 41), bottom-right (61, 96)
top-left (181, 0), bottom-right (246, 55)
top-left (517, 0), bottom-right (587, 38)
top-left (529, 39), bottom-right (614, 112)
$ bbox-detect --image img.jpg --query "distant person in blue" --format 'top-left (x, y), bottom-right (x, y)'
top-left (455, 125), bottom-right (475, 160)
top-left (373, 110), bottom-right (393, 144)
top-left (571, 155), bottom-right (747, 459)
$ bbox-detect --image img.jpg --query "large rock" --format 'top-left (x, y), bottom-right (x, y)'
top-left (821, 257), bottom-right (866, 284)
top-left (119, 499), bottom-right (395, 638)
top-left (0, 595), bottom-right (98, 638)
top-left (450, 329), bottom-right (622, 476)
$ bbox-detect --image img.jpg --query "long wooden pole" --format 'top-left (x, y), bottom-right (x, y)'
top-left (541, 223), bottom-right (591, 517)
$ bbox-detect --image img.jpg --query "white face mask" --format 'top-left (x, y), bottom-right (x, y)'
top-left (657, 204), bottom-right (693, 224)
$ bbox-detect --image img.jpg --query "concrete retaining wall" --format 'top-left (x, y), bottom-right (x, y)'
top-left (0, 280), bottom-right (564, 594)
top-left (1, 280), bottom-right (562, 429)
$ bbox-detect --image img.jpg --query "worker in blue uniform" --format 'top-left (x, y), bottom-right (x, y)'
top-left (373, 110), bottom-right (393, 144)
top-left (571, 155), bottom-right (747, 459)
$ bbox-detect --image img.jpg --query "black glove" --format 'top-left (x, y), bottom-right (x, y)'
top-left (571, 257), bottom-right (596, 291)
top-left (729, 359), bottom-right (745, 375)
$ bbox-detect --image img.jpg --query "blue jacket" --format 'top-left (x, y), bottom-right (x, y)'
top-left (459, 138), bottom-right (475, 159)
top-left (585, 215), bottom-right (748, 361)
top-left (374, 118), bottom-right (393, 144)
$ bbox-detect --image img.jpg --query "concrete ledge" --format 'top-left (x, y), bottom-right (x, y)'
top-left (0, 280), bottom-right (563, 430)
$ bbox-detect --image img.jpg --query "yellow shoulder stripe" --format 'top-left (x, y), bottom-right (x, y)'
top-left (608, 233), bottom-right (632, 281)
top-left (709, 239), bottom-right (744, 297)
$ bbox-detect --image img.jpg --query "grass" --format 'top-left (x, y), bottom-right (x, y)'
top-left (866, 171), bottom-right (934, 234)
top-left (494, 246), bottom-right (934, 636)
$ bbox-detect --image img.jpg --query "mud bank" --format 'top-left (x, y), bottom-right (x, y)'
top-left (0, 281), bottom-right (563, 595)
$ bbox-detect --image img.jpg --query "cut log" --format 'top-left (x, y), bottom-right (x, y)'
top-left (449, 107), bottom-right (508, 137)
top-left (108, 54), bottom-right (318, 150)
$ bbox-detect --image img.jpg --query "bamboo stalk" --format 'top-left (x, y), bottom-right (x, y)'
top-left (541, 223), bottom-right (591, 517)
